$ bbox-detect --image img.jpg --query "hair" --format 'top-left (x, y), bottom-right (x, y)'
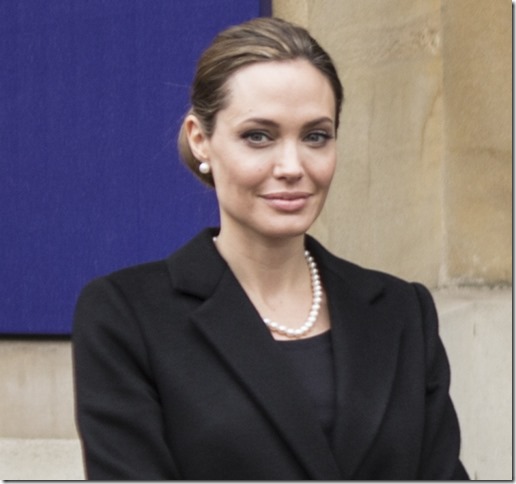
top-left (178, 16), bottom-right (344, 187)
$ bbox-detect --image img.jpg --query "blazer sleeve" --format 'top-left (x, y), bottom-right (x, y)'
top-left (413, 283), bottom-right (469, 480)
top-left (72, 277), bottom-right (181, 479)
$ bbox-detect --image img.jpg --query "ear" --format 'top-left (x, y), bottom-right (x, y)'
top-left (184, 114), bottom-right (210, 161)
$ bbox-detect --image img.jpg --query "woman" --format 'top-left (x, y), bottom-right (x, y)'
top-left (73, 17), bottom-right (469, 480)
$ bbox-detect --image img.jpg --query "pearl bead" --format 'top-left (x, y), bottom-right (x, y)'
top-left (262, 249), bottom-right (322, 339)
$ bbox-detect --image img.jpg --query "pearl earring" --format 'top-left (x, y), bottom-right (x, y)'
top-left (199, 161), bottom-right (211, 174)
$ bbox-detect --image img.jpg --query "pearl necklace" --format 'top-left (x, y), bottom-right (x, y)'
top-left (212, 237), bottom-right (322, 338)
top-left (263, 250), bottom-right (322, 338)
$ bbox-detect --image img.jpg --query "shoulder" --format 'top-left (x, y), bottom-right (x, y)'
top-left (107, 259), bottom-right (170, 295)
top-left (78, 258), bottom-right (170, 306)
top-left (73, 259), bottom-right (172, 339)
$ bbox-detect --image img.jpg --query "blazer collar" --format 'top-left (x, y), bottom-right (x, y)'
top-left (167, 228), bottom-right (225, 300)
top-left (167, 229), bottom-right (401, 479)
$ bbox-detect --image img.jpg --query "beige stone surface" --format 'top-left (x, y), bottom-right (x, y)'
top-left (0, 438), bottom-right (85, 480)
top-left (441, 0), bottom-right (512, 285)
top-left (446, 150), bottom-right (512, 284)
top-left (0, 340), bottom-right (78, 439)
top-left (273, 0), bottom-right (309, 26)
top-left (435, 288), bottom-right (512, 480)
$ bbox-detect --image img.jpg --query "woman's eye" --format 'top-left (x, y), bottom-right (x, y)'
top-left (304, 131), bottom-right (333, 145)
top-left (243, 131), bottom-right (271, 145)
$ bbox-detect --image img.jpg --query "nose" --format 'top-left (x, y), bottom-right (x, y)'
top-left (273, 142), bottom-right (304, 180)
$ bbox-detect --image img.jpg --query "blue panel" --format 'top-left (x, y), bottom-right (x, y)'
top-left (1, 0), bottom-right (270, 334)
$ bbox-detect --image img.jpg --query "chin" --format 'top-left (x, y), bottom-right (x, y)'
top-left (259, 219), bottom-right (315, 240)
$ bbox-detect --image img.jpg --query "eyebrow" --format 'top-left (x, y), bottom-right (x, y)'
top-left (240, 116), bottom-right (335, 129)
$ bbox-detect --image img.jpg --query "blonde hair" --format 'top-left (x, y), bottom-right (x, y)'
top-left (178, 17), bottom-right (344, 187)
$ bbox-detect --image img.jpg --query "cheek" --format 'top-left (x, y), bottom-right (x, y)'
top-left (313, 158), bottom-right (336, 188)
top-left (325, 158), bottom-right (337, 181)
top-left (214, 165), bottom-right (267, 202)
top-left (219, 159), bottom-right (269, 188)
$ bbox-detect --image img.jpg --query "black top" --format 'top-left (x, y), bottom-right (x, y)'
top-left (278, 331), bottom-right (335, 443)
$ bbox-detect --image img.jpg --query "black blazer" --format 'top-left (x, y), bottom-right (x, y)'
top-left (73, 228), bottom-right (468, 480)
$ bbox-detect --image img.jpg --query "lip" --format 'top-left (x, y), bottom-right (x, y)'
top-left (260, 192), bottom-right (312, 212)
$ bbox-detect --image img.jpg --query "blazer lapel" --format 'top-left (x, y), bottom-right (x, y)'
top-left (309, 239), bottom-right (402, 479)
top-left (190, 267), bottom-right (342, 480)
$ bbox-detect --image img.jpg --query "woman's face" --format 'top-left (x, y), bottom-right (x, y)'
top-left (188, 59), bottom-right (337, 242)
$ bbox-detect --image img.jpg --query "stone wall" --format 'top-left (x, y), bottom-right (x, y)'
top-left (0, 340), bottom-right (84, 480)
top-left (441, 0), bottom-right (511, 284)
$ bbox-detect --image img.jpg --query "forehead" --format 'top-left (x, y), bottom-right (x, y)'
top-left (220, 59), bottom-right (336, 123)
